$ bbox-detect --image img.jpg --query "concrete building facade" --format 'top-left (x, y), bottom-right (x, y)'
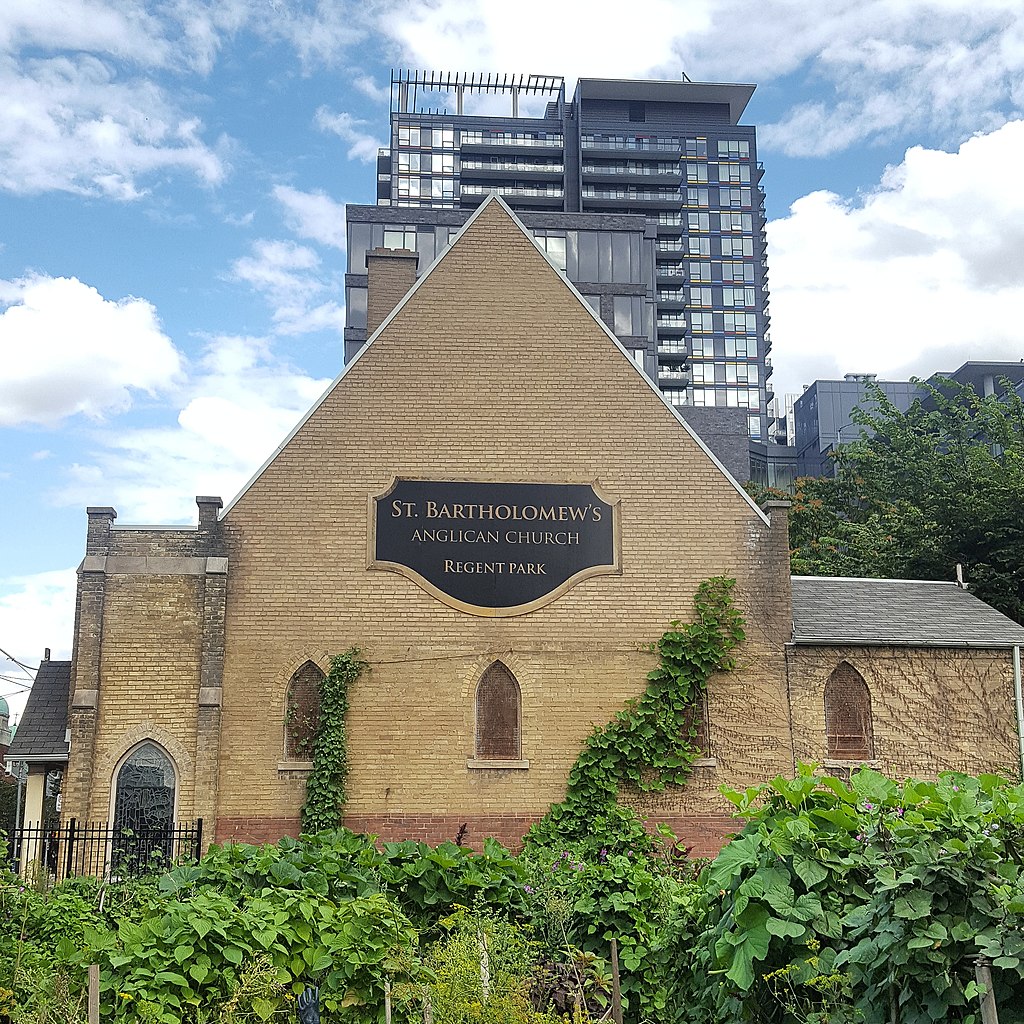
top-left (347, 71), bottom-right (773, 444)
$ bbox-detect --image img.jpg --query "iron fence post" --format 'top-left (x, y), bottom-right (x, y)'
top-left (64, 818), bottom-right (77, 878)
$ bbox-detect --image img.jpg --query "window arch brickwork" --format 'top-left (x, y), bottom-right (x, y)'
top-left (475, 661), bottom-right (521, 760)
top-left (824, 662), bottom-right (874, 760)
top-left (285, 661), bottom-right (324, 760)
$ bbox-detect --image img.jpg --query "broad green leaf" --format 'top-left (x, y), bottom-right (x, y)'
top-left (765, 917), bottom-right (805, 938)
top-left (894, 890), bottom-right (933, 920)
top-left (793, 856), bottom-right (829, 889)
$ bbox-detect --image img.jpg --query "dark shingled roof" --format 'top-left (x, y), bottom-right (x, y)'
top-left (7, 660), bottom-right (70, 761)
top-left (791, 577), bottom-right (1024, 647)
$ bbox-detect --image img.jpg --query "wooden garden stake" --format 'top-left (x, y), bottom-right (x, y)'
top-left (384, 979), bottom-right (392, 1024)
top-left (88, 964), bottom-right (100, 1024)
top-left (479, 930), bottom-right (490, 1000)
top-left (609, 937), bottom-right (623, 1024)
top-left (974, 957), bottom-right (1000, 1024)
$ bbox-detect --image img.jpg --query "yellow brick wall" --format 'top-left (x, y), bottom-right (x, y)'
top-left (787, 645), bottom-right (1020, 779)
top-left (85, 574), bottom-right (202, 822)
top-left (216, 202), bottom-right (795, 834)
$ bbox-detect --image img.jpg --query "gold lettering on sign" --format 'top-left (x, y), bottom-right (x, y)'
top-left (418, 502), bottom-right (603, 522)
top-left (442, 560), bottom-right (548, 575)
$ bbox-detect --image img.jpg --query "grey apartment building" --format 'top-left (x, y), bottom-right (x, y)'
top-left (344, 71), bottom-right (772, 447)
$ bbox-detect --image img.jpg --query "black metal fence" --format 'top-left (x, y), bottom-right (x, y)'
top-left (4, 818), bottom-right (203, 880)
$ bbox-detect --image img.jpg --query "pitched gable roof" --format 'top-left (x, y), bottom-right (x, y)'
top-left (791, 576), bottom-right (1024, 647)
top-left (7, 660), bottom-right (70, 761)
top-left (223, 195), bottom-right (765, 523)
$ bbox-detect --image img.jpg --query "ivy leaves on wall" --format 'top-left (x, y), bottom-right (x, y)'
top-left (527, 576), bottom-right (745, 848)
top-left (301, 648), bottom-right (366, 834)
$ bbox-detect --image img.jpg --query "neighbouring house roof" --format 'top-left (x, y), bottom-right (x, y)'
top-left (790, 577), bottom-right (1024, 647)
top-left (7, 660), bottom-right (70, 762)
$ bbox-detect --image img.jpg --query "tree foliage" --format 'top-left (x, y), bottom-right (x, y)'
top-left (762, 378), bottom-right (1024, 624)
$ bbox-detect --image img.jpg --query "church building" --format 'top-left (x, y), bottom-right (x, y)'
top-left (11, 198), bottom-right (1024, 860)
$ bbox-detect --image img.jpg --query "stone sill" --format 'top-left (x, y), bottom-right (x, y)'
top-left (277, 761), bottom-right (313, 774)
top-left (823, 759), bottom-right (881, 769)
top-left (467, 758), bottom-right (530, 770)
top-left (691, 757), bottom-right (717, 768)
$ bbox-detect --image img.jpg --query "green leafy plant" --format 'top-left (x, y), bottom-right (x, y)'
top-left (526, 576), bottom-right (744, 849)
top-left (301, 648), bottom-right (366, 833)
top-left (419, 908), bottom-right (577, 1023)
top-left (681, 766), bottom-right (1024, 1023)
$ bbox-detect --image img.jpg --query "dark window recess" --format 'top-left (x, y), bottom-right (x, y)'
top-left (475, 661), bottom-right (521, 760)
top-left (286, 661), bottom-right (324, 760)
top-left (683, 696), bottom-right (711, 757)
top-left (628, 102), bottom-right (646, 123)
top-left (824, 663), bottom-right (874, 760)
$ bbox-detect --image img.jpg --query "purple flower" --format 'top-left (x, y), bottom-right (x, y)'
top-left (863, 802), bottom-right (875, 811)
top-left (952, 786), bottom-right (959, 792)
top-left (524, 885), bottom-right (535, 894)
top-left (894, 807), bottom-right (905, 817)
top-left (855, 833), bottom-right (866, 842)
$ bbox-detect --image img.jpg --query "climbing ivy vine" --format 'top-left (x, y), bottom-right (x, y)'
top-left (301, 647), bottom-right (367, 834)
top-left (526, 576), bottom-right (745, 849)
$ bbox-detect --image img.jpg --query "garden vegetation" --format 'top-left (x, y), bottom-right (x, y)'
top-left (4, 580), bottom-right (1023, 1021)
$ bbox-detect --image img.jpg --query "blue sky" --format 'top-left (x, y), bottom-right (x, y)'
top-left (2, 0), bottom-right (1024, 715)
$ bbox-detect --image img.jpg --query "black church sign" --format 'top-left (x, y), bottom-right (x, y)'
top-left (369, 479), bottom-right (620, 616)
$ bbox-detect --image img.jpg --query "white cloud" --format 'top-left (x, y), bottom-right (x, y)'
top-left (0, 0), bottom-right (171, 66)
top-left (382, 0), bottom-right (690, 82)
top-left (273, 185), bottom-right (347, 250)
top-left (58, 335), bottom-right (332, 523)
top-left (766, 120), bottom-right (1024, 400)
top-left (314, 107), bottom-right (385, 164)
top-left (379, 0), bottom-right (1024, 155)
top-left (0, 53), bottom-right (227, 198)
top-left (229, 238), bottom-right (345, 335)
top-left (0, 567), bottom-right (77, 721)
top-left (0, 274), bottom-right (185, 426)
top-left (0, 0), bottom-right (236, 198)
top-left (352, 74), bottom-right (389, 103)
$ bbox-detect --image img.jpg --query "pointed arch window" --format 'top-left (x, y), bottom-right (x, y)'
top-left (683, 694), bottom-right (711, 759)
top-left (475, 661), bottom-right (521, 761)
top-left (113, 742), bottom-right (176, 834)
top-left (285, 661), bottom-right (324, 761)
top-left (824, 663), bottom-right (874, 760)
top-left (112, 742), bottom-right (177, 871)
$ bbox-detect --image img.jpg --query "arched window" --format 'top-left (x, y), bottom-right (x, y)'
top-left (113, 742), bottom-right (176, 834)
top-left (824, 663), bottom-right (874, 760)
top-left (683, 694), bottom-right (711, 758)
top-left (112, 742), bottom-right (177, 871)
top-left (285, 661), bottom-right (324, 760)
top-left (475, 661), bottom-right (521, 760)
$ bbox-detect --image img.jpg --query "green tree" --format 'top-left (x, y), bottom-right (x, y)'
top-left (765, 379), bottom-right (1024, 624)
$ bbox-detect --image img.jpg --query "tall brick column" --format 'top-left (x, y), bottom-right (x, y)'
top-left (64, 507), bottom-right (116, 823)
top-left (195, 497), bottom-right (226, 847)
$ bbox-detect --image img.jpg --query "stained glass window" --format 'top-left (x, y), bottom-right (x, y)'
top-left (112, 743), bottom-right (176, 871)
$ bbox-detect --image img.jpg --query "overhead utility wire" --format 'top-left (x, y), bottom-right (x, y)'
top-left (0, 645), bottom-right (37, 678)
